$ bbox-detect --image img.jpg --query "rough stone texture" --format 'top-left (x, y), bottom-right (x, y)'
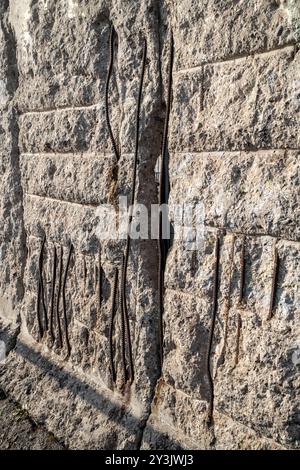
top-left (143, 0), bottom-right (300, 451)
top-left (169, 150), bottom-right (300, 240)
top-left (0, 0), bottom-right (26, 315)
top-left (20, 152), bottom-right (115, 205)
top-left (1, 0), bottom-right (162, 450)
top-left (171, 47), bottom-right (299, 152)
top-left (141, 380), bottom-right (286, 450)
top-left (168, 0), bottom-right (300, 70)
top-left (0, 0), bottom-right (299, 450)
top-left (0, 391), bottom-right (64, 450)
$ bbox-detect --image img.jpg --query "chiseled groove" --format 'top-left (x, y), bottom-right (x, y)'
top-left (20, 148), bottom-right (299, 160)
top-left (221, 235), bottom-right (235, 360)
top-left (25, 193), bottom-right (99, 208)
top-left (172, 148), bottom-right (300, 157)
top-left (204, 225), bottom-right (300, 244)
top-left (234, 313), bottom-right (242, 367)
top-left (20, 152), bottom-right (115, 158)
top-left (20, 102), bottom-right (99, 116)
top-left (158, 32), bottom-right (174, 372)
top-left (175, 42), bottom-right (296, 74)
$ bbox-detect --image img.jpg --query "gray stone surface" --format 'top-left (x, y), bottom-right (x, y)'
top-left (0, 0), bottom-right (26, 315)
top-left (169, 150), bottom-right (300, 240)
top-left (170, 47), bottom-right (299, 152)
top-left (0, 390), bottom-right (64, 450)
top-left (0, 0), bottom-right (299, 450)
top-left (167, 0), bottom-right (300, 70)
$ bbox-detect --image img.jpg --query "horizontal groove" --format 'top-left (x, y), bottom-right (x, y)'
top-left (20, 152), bottom-right (133, 158)
top-left (175, 43), bottom-right (296, 74)
top-left (20, 149), bottom-right (96, 156)
top-left (20, 152), bottom-right (114, 159)
top-left (153, 379), bottom-right (206, 404)
top-left (25, 193), bottom-right (99, 209)
top-left (25, 195), bottom-right (300, 243)
top-left (165, 286), bottom-right (203, 298)
top-left (204, 225), bottom-right (300, 244)
top-left (168, 228), bottom-right (300, 245)
top-left (22, 148), bottom-right (298, 159)
top-left (171, 147), bottom-right (300, 156)
top-left (20, 102), bottom-right (100, 116)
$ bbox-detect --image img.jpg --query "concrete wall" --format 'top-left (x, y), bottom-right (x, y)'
top-left (0, 0), bottom-right (299, 449)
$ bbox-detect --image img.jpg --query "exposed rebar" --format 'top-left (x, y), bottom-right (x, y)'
top-left (239, 236), bottom-right (246, 305)
top-left (109, 267), bottom-right (119, 383)
top-left (62, 243), bottom-right (73, 357)
top-left (105, 24), bottom-right (120, 162)
top-left (56, 246), bottom-right (64, 348)
top-left (49, 245), bottom-right (57, 343)
top-left (206, 235), bottom-right (220, 426)
top-left (120, 37), bottom-right (147, 384)
top-left (268, 247), bottom-right (279, 320)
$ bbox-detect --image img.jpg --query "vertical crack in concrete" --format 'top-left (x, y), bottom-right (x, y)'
top-left (136, 0), bottom-right (171, 449)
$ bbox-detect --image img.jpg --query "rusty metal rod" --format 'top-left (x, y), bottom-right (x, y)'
top-left (62, 243), bottom-right (73, 357)
top-left (120, 255), bottom-right (128, 382)
top-left (36, 275), bottom-right (43, 339)
top-left (268, 247), bottom-right (279, 320)
top-left (105, 24), bottom-right (120, 162)
top-left (56, 246), bottom-right (64, 348)
top-left (120, 37), bottom-right (147, 385)
top-left (49, 245), bottom-right (57, 343)
top-left (239, 236), bottom-right (246, 304)
top-left (221, 235), bottom-right (235, 361)
top-left (234, 313), bottom-right (242, 367)
top-left (40, 235), bottom-right (48, 332)
top-left (109, 267), bottom-right (119, 382)
top-left (36, 236), bottom-right (47, 339)
top-left (206, 235), bottom-right (220, 426)
top-left (98, 249), bottom-right (102, 313)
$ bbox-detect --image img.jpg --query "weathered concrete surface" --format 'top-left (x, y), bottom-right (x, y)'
top-left (171, 47), bottom-right (300, 152)
top-left (169, 150), bottom-right (300, 240)
top-left (0, 0), bottom-right (299, 450)
top-left (1, 0), bottom-right (162, 450)
top-left (167, 0), bottom-right (300, 71)
top-left (0, 0), bottom-right (26, 316)
top-left (142, 0), bottom-right (300, 451)
top-left (0, 390), bottom-right (64, 450)
top-left (141, 380), bottom-right (286, 450)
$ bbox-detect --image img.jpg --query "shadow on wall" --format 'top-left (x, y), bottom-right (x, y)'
top-left (0, 331), bottom-right (183, 450)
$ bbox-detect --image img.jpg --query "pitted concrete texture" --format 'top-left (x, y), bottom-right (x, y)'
top-left (0, 0), bottom-right (299, 450)
top-left (0, 390), bottom-right (64, 450)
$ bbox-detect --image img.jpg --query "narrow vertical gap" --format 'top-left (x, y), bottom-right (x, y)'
top-left (158, 32), bottom-right (174, 371)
